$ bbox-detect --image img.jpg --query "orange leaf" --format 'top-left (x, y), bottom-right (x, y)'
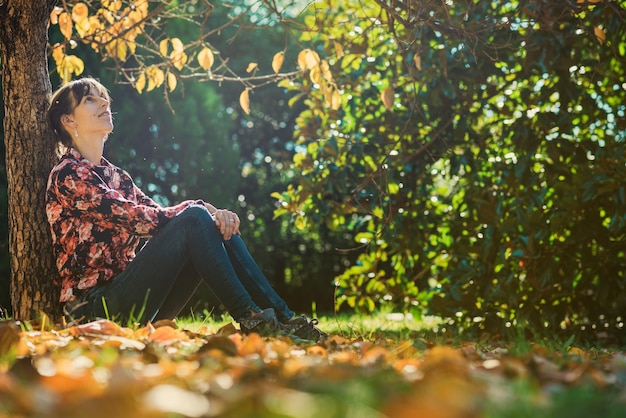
top-left (594, 26), bottom-right (606, 44)
top-left (246, 62), bottom-right (258, 73)
top-left (381, 86), bottom-right (394, 110)
top-left (71, 3), bottom-right (89, 23)
top-left (148, 326), bottom-right (183, 343)
top-left (238, 333), bottom-right (266, 356)
top-left (58, 12), bottom-right (73, 40)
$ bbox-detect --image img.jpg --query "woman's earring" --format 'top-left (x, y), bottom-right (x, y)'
top-left (74, 128), bottom-right (79, 138)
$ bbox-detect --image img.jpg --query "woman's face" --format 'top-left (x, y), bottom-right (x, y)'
top-left (64, 86), bottom-right (113, 140)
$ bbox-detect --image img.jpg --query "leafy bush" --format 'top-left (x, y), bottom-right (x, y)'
top-left (276, 0), bottom-right (626, 338)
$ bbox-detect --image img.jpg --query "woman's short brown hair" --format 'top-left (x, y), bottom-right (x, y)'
top-left (47, 77), bottom-right (111, 147)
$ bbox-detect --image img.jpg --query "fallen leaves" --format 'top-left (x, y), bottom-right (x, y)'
top-left (0, 318), bottom-right (624, 417)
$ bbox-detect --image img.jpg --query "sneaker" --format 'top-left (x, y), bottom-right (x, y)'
top-left (238, 308), bottom-right (282, 336)
top-left (282, 315), bottom-right (328, 343)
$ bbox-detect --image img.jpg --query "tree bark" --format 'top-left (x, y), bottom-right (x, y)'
top-left (0, 0), bottom-right (61, 319)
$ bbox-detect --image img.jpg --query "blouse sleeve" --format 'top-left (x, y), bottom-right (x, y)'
top-left (51, 163), bottom-right (200, 237)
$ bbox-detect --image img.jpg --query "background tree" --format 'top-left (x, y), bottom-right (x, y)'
top-left (276, 0), bottom-right (626, 338)
top-left (0, 0), bottom-right (308, 319)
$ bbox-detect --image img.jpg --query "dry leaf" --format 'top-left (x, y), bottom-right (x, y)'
top-left (167, 71), bottom-right (177, 92)
top-left (246, 62), bottom-right (258, 73)
top-left (71, 3), bottom-right (89, 23)
top-left (333, 40), bottom-right (344, 59)
top-left (272, 51), bottom-right (284, 73)
top-left (0, 321), bottom-right (20, 357)
top-left (58, 12), bottom-right (73, 40)
top-left (239, 88), bottom-right (250, 115)
top-left (381, 86), bottom-right (395, 110)
top-left (594, 26), bottom-right (606, 44)
top-left (197, 47), bottom-right (215, 70)
top-left (413, 52), bottom-right (422, 71)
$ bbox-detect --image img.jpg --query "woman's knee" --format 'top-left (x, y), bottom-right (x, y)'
top-left (178, 205), bottom-right (215, 225)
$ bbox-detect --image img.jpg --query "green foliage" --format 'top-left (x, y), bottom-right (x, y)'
top-left (277, 0), bottom-right (626, 338)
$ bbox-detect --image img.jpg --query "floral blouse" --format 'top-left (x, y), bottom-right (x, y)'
top-left (46, 148), bottom-right (201, 302)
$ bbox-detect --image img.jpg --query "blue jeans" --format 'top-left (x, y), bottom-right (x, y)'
top-left (69, 205), bottom-right (294, 324)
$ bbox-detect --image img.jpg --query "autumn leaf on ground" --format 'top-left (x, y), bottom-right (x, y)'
top-left (0, 318), bottom-right (624, 418)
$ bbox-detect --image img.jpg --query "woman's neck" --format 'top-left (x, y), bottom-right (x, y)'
top-left (72, 135), bottom-right (105, 165)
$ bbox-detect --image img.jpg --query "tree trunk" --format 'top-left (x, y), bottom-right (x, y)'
top-left (0, 0), bottom-right (61, 319)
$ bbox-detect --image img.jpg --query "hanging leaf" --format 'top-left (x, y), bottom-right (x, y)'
top-left (297, 49), bottom-right (320, 71)
top-left (57, 55), bottom-right (85, 83)
top-left (331, 88), bottom-right (341, 110)
top-left (170, 37), bottom-right (184, 52)
top-left (170, 50), bottom-right (187, 71)
top-left (239, 88), bottom-right (250, 115)
top-left (58, 12), bottom-right (73, 40)
top-left (197, 47), bottom-right (215, 70)
top-left (246, 62), bottom-right (258, 73)
top-left (272, 51), bottom-right (285, 73)
top-left (413, 52), bottom-right (422, 71)
top-left (159, 38), bottom-right (169, 56)
top-left (71, 3), bottom-right (89, 23)
top-left (135, 72), bottom-right (146, 94)
top-left (320, 60), bottom-right (332, 82)
top-left (333, 40), bottom-right (344, 59)
top-left (50, 6), bottom-right (63, 25)
top-left (305, 49), bottom-right (321, 70)
top-left (146, 66), bottom-right (165, 91)
top-left (167, 71), bottom-right (177, 92)
top-left (51, 44), bottom-right (65, 65)
top-left (381, 86), bottom-right (394, 110)
top-left (594, 26), bottom-right (606, 44)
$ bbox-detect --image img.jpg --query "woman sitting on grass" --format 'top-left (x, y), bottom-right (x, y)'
top-left (45, 77), bottom-right (326, 343)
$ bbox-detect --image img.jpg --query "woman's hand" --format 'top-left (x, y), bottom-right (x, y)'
top-left (212, 208), bottom-right (240, 240)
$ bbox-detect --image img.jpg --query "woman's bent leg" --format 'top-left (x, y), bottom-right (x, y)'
top-left (225, 236), bottom-right (295, 322)
top-left (73, 206), bottom-right (262, 323)
top-left (153, 262), bottom-right (202, 321)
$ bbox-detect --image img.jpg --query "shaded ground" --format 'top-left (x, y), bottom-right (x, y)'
top-left (0, 315), bottom-right (624, 418)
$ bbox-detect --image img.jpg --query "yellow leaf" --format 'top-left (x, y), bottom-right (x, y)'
top-left (159, 38), bottom-right (169, 56)
top-left (305, 49), bottom-right (321, 70)
top-left (51, 44), bottom-right (65, 64)
top-left (331, 89), bottom-right (341, 110)
top-left (297, 49), bottom-right (308, 71)
top-left (171, 37), bottom-right (184, 52)
top-left (170, 50), bottom-right (187, 71)
top-left (75, 17), bottom-right (91, 37)
top-left (135, 0), bottom-right (149, 15)
top-left (71, 3), bottom-right (89, 23)
top-left (167, 71), bottom-right (177, 92)
top-left (333, 40), bottom-right (344, 59)
top-left (112, 39), bottom-right (128, 61)
top-left (272, 51), bottom-right (284, 73)
top-left (594, 26), bottom-right (606, 44)
top-left (58, 12), bottom-right (73, 40)
top-left (50, 7), bottom-right (63, 25)
top-left (381, 86), bottom-right (394, 110)
top-left (66, 55), bottom-right (84, 75)
top-left (320, 60), bottom-right (332, 82)
top-left (297, 49), bottom-right (321, 71)
top-left (197, 47), bottom-right (215, 70)
top-left (309, 66), bottom-right (322, 84)
top-left (246, 62), bottom-right (258, 73)
top-left (57, 55), bottom-right (84, 83)
top-left (135, 72), bottom-right (146, 94)
top-left (146, 66), bottom-right (165, 91)
top-left (239, 88), bottom-right (250, 115)
top-left (102, 0), bottom-right (122, 12)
